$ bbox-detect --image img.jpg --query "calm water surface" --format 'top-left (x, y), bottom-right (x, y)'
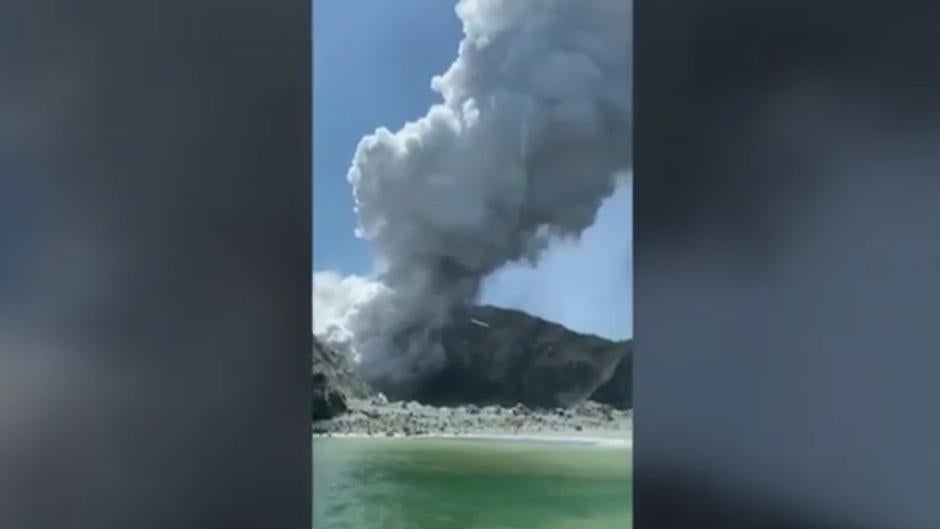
top-left (313, 437), bottom-right (632, 529)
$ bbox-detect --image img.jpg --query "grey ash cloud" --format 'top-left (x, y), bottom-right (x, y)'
top-left (314, 0), bottom-right (632, 389)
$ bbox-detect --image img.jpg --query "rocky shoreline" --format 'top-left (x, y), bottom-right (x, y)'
top-left (312, 394), bottom-right (632, 439)
top-left (312, 306), bottom-right (633, 441)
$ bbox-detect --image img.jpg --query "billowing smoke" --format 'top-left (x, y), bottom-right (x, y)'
top-left (314, 0), bottom-right (632, 388)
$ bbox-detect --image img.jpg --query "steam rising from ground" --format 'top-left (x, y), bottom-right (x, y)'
top-left (314, 0), bottom-right (632, 386)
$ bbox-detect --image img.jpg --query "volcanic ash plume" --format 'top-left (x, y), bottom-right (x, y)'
top-left (314, 0), bottom-right (632, 388)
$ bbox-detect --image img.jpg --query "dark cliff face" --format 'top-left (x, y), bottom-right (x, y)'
top-left (311, 337), bottom-right (372, 420)
top-left (404, 305), bottom-right (631, 409)
top-left (313, 306), bottom-right (633, 413)
top-left (591, 339), bottom-right (632, 409)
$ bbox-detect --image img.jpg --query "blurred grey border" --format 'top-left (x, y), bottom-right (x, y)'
top-left (636, 2), bottom-right (940, 528)
top-left (0, 1), bottom-right (310, 528)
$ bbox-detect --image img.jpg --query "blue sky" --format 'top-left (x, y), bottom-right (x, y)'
top-left (313, 1), bottom-right (632, 339)
top-left (313, 1), bottom-right (460, 275)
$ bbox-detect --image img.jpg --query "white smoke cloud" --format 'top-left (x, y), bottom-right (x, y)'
top-left (480, 177), bottom-right (633, 339)
top-left (312, 271), bottom-right (384, 360)
top-left (315, 0), bottom-right (632, 387)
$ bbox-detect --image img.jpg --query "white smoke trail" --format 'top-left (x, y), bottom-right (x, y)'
top-left (314, 0), bottom-right (632, 388)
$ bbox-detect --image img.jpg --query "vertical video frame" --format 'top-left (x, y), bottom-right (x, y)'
top-left (313, 1), bottom-right (632, 527)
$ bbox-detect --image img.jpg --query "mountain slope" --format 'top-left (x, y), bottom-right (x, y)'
top-left (405, 305), bottom-right (631, 409)
top-left (312, 336), bottom-right (372, 420)
top-left (591, 339), bottom-right (632, 409)
top-left (313, 306), bottom-right (633, 417)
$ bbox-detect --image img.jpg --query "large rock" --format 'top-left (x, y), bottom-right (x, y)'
top-left (312, 337), bottom-right (372, 420)
top-left (402, 305), bottom-right (630, 409)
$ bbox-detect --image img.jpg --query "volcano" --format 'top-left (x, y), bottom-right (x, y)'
top-left (313, 306), bottom-right (632, 418)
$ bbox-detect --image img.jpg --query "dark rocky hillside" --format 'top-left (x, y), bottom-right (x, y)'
top-left (312, 306), bottom-right (633, 419)
top-left (311, 336), bottom-right (372, 420)
top-left (405, 305), bottom-right (631, 409)
top-left (590, 339), bottom-right (632, 409)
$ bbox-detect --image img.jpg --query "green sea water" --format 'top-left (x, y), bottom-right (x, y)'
top-left (313, 437), bottom-right (632, 529)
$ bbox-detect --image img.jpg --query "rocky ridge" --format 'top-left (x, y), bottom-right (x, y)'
top-left (312, 306), bottom-right (632, 429)
top-left (410, 305), bottom-right (631, 409)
